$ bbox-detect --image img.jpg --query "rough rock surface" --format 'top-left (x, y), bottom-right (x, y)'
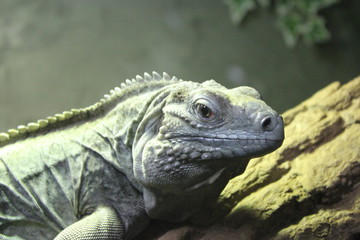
top-left (135, 76), bottom-right (360, 240)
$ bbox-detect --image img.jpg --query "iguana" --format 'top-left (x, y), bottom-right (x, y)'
top-left (0, 72), bottom-right (284, 240)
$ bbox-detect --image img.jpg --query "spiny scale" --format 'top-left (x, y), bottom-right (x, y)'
top-left (100, 71), bottom-right (180, 102)
top-left (0, 71), bottom-right (180, 145)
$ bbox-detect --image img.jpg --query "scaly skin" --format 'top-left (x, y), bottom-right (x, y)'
top-left (0, 72), bottom-right (284, 240)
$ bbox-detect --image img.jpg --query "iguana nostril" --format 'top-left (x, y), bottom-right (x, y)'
top-left (261, 116), bottom-right (274, 131)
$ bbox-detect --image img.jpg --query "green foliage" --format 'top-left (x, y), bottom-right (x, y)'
top-left (224, 0), bottom-right (341, 47)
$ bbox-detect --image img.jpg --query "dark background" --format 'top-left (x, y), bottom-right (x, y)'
top-left (1, 0), bottom-right (359, 131)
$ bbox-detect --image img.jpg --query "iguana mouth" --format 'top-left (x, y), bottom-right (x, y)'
top-left (165, 134), bottom-right (283, 147)
top-left (173, 135), bottom-right (280, 142)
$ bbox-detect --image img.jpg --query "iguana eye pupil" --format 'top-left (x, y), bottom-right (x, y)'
top-left (196, 104), bottom-right (213, 119)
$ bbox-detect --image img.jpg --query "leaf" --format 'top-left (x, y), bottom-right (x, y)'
top-left (224, 0), bottom-right (341, 46)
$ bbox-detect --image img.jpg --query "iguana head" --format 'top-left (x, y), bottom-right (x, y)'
top-left (132, 78), bottom-right (284, 221)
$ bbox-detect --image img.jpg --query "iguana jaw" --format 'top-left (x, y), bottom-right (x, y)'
top-left (133, 122), bottom-right (283, 193)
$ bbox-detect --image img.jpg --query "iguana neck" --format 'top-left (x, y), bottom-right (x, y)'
top-left (100, 86), bottom-right (173, 190)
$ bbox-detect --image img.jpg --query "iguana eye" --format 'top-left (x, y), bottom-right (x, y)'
top-left (196, 103), bottom-right (214, 119)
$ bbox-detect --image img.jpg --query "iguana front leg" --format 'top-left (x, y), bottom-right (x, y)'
top-left (54, 205), bottom-right (123, 240)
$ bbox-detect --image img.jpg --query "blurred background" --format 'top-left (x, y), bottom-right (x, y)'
top-left (0, 0), bottom-right (359, 131)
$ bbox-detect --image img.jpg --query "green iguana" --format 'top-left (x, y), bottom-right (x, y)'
top-left (0, 72), bottom-right (284, 240)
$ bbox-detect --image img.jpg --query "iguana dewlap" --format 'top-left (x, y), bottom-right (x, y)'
top-left (0, 72), bottom-right (284, 240)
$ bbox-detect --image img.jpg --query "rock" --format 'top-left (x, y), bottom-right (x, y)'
top-left (135, 76), bottom-right (360, 240)
top-left (220, 76), bottom-right (360, 240)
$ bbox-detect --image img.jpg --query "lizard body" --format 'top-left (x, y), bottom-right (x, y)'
top-left (0, 72), bottom-right (284, 239)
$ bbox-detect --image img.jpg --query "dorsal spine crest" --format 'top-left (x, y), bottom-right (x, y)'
top-left (0, 71), bottom-right (180, 146)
